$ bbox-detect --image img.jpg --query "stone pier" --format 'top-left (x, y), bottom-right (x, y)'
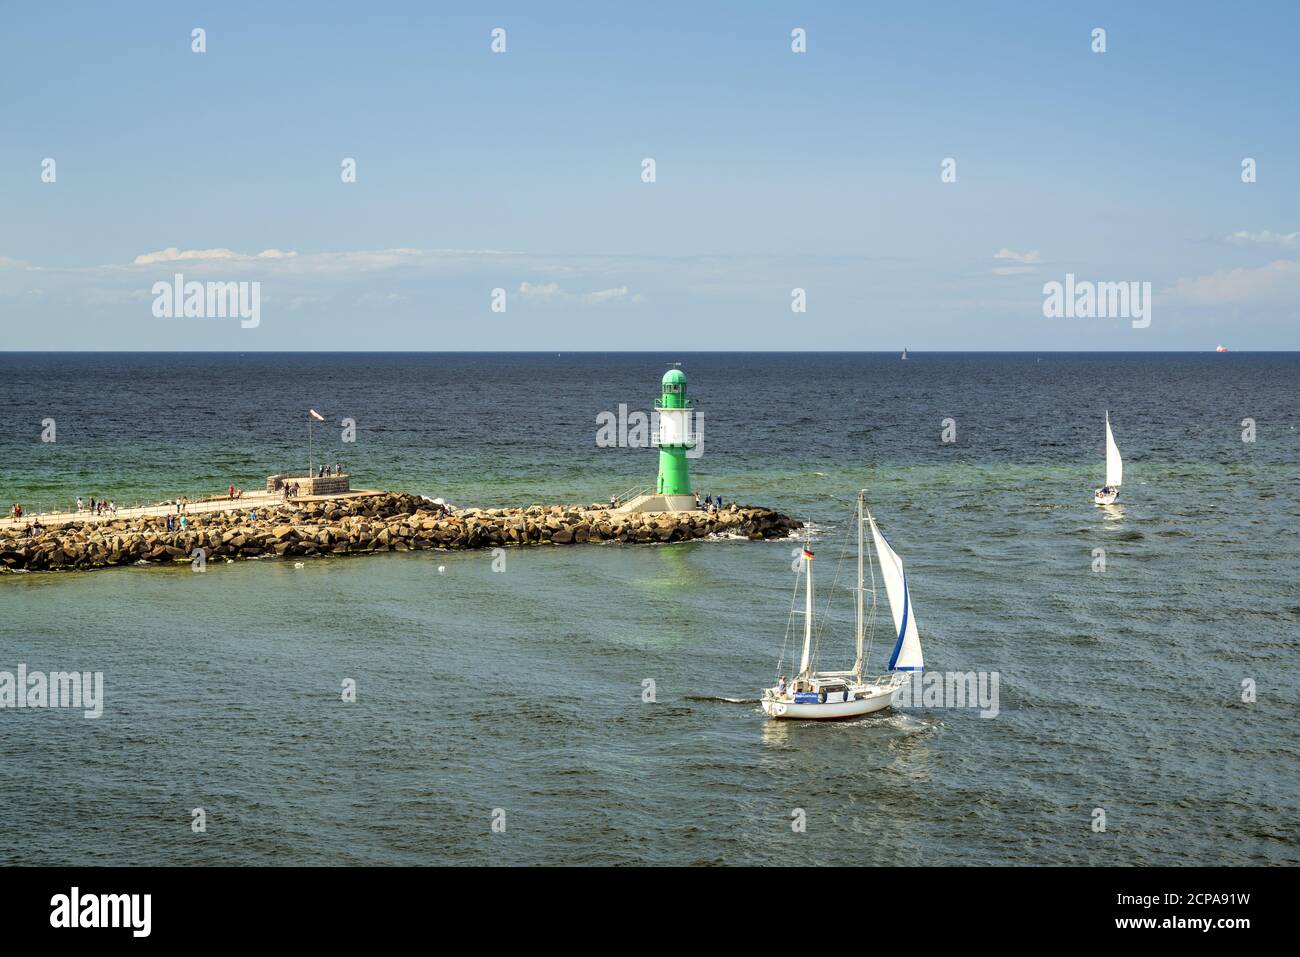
top-left (0, 492), bottom-right (801, 573)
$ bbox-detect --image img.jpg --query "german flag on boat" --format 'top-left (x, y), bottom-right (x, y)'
top-left (801, 547), bottom-right (814, 561)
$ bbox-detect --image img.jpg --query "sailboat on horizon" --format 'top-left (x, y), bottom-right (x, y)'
top-left (1093, 412), bottom-right (1123, 506)
top-left (761, 491), bottom-right (924, 720)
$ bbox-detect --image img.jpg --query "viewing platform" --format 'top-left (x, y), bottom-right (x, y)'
top-left (267, 472), bottom-right (352, 497)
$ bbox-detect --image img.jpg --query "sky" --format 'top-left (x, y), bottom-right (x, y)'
top-left (1, 1), bottom-right (1298, 350)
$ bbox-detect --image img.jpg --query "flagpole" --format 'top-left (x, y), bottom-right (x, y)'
top-left (306, 409), bottom-right (327, 478)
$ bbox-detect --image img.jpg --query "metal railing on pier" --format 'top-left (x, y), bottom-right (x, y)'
top-left (610, 484), bottom-right (651, 506)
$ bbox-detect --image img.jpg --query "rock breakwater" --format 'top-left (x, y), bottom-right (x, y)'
top-left (0, 493), bottom-right (801, 574)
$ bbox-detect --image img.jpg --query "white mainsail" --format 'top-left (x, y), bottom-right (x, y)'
top-left (1104, 412), bottom-right (1123, 488)
top-left (797, 549), bottom-right (813, 677)
top-left (867, 514), bottom-right (923, 672)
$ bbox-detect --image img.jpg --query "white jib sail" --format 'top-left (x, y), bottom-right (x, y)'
top-left (1104, 412), bottom-right (1123, 487)
top-left (868, 514), bottom-right (923, 672)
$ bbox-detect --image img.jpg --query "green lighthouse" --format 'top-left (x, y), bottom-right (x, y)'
top-left (614, 364), bottom-right (700, 514)
top-left (654, 365), bottom-right (696, 506)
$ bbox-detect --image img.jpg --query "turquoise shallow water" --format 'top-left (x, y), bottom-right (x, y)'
top-left (1, 353), bottom-right (1297, 865)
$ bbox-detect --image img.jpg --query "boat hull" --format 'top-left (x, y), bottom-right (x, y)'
top-left (762, 685), bottom-right (899, 720)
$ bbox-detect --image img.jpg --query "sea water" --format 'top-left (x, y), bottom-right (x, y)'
top-left (1, 352), bottom-right (1296, 865)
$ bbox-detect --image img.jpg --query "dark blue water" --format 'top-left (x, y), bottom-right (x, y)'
top-left (1, 353), bottom-right (1297, 864)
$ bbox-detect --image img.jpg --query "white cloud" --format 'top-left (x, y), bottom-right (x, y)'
top-left (583, 286), bottom-right (630, 304)
top-left (287, 248), bottom-right (428, 273)
top-left (993, 248), bottom-right (1041, 263)
top-left (132, 247), bottom-right (298, 265)
top-left (1166, 259), bottom-right (1300, 305)
top-left (125, 246), bottom-right (519, 275)
top-left (1224, 230), bottom-right (1300, 248)
top-left (518, 281), bottom-right (565, 301)
top-left (991, 248), bottom-right (1041, 276)
top-left (515, 281), bottom-right (640, 305)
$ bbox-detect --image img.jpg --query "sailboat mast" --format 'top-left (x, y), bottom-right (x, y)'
top-left (798, 547), bottom-right (813, 678)
top-left (855, 492), bottom-right (865, 677)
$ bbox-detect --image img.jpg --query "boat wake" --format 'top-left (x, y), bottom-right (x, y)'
top-left (817, 710), bottom-right (940, 732)
top-left (878, 711), bottom-right (938, 733)
top-left (685, 694), bottom-right (763, 705)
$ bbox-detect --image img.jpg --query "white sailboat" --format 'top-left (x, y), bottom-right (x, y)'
top-left (762, 491), bottom-right (924, 720)
top-left (1093, 411), bottom-right (1123, 505)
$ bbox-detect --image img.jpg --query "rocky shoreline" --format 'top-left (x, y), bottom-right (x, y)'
top-left (0, 492), bottom-right (802, 574)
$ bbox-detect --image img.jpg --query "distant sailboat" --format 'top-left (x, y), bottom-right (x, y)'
top-left (1093, 412), bottom-right (1123, 506)
top-left (762, 491), bottom-right (923, 720)
top-left (901, 348), bottom-right (909, 360)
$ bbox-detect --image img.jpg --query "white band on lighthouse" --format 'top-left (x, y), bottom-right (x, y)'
top-left (658, 408), bottom-right (692, 446)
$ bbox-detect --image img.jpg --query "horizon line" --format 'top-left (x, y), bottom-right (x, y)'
top-left (0, 349), bottom-right (1293, 356)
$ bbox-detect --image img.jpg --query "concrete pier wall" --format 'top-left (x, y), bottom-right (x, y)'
top-left (267, 473), bottom-right (351, 496)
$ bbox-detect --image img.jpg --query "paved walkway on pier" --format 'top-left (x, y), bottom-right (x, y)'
top-left (2, 487), bottom-right (383, 531)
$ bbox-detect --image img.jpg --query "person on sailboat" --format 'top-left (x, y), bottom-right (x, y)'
top-left (776, 676), bottom-right (788, 698)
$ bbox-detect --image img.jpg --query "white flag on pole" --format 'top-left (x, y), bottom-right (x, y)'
top-left (309, 409), bottom-right (325, 422)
